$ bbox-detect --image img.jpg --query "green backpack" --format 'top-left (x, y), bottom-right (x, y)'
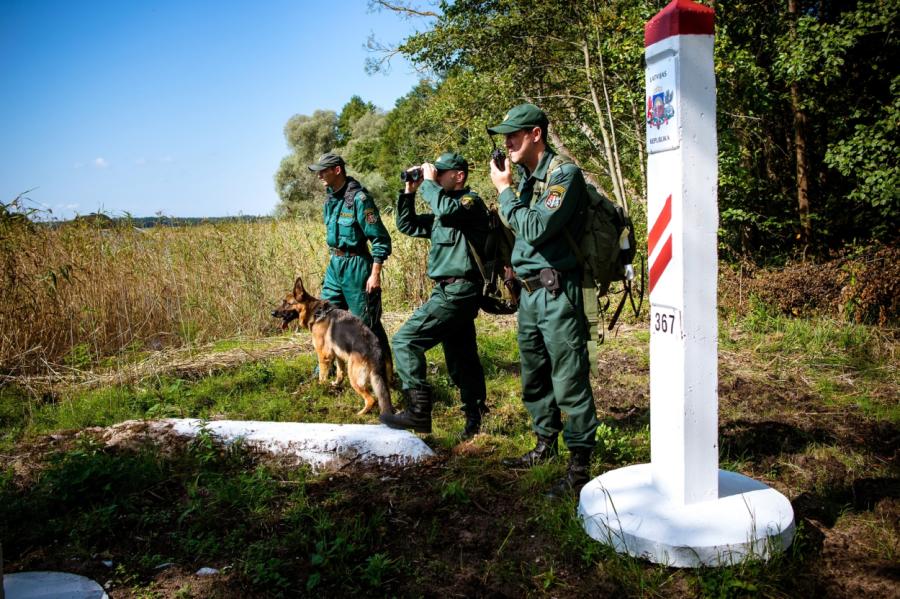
top-left (535, 155), bottom-right (642, 352)
top-left (535, 155), bottom-right (636, 292)
top-left (465, 204), bottom-right (519, 315)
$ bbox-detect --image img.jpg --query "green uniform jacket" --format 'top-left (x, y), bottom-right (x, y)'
top-left (324, 177), bottom-right (391, 263)
top-left (498, 150), bottom-right (586, 276)
top-left (395, 180), bottom-right (488, 280)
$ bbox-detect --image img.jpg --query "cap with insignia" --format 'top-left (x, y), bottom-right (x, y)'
top-left (487, 103), bottom-right (549, 134)
top-left (434, 152), bottom-right (468, 172)
top-left (307, 152), bottom-right (345, 172)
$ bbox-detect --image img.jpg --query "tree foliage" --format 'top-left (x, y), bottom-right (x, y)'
top-left (336, 95), bottom-right (377, 146)
top-left (715, 0), bottom-right (899, 255)
top-left (274, 110), bottom-right (338, 217)
top-left (276, 0), bottom-right (898, 260)
top-left (275, 97), bottom-right (402, 216)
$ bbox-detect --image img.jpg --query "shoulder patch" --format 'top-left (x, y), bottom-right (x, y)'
top-left (544, 185), bottom-right (566, 210)
top-left (460, 195), bottom-right (474, 209)
top-left (364, 208), bottom-right (378, 224)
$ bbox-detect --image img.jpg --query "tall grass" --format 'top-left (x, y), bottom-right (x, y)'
top-left (1, 215), bottom-right (431, 375)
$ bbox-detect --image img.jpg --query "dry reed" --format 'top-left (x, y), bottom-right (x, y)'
top-left (1, 216), bottom-right (432, 375)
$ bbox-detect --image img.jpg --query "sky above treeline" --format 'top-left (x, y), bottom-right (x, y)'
top-left (0, 0), bottom-right (424, 219)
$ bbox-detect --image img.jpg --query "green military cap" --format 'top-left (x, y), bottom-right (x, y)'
top-left (307, 152), bottom-right (345, 172)
top-left (487, 103), bottom-right (549, 134)
top-left (434, 151), bottom-right (468, 172)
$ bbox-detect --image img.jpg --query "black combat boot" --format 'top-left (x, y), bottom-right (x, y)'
top-left (460, 402), bottom-right (488, 440)
top-left (379, 387), bottom-right (433, 433)
top-left (546, 446), bottom-right (593, 499)
top-left (501, 433), bottom-right (559, 468)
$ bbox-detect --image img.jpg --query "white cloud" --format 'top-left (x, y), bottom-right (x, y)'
top-left (93, 157), bottom-right (109, 168)
top-left (160, 155), bottom-right (174, 163)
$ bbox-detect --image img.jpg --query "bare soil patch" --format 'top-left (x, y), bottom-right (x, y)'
top-left (719, 243), bottom-right (900, 326)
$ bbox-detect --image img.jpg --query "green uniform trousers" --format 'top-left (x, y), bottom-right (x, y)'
top-left (392, 280), bottom-right (486, 410)
top-left (516, 272), bottom-right (599, 449)
top-left (321, 254), bottom-right (391, 359)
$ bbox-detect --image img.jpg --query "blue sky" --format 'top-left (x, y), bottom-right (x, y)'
top-left (0, 0), bottom-right (424, 219)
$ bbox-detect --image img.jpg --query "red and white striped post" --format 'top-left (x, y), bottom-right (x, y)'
top-left (579, 0), bottom-right (794, 567)
top-left (645, 0), bottom-right (720, 507)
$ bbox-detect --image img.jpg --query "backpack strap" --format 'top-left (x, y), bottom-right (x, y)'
top-left (342, 178), bottom-right (364, 208)
top-left (465, 237), bottom-right (489, 282)
top-left (539, 155), bottom-right (607, 352)
top-left (531, 154), bottom-right (571, 206)
top-left (459, 194), bottom-right (491, 283)
top-left (537, 155), bottom-right (590, 271)
top-left (532, 153), bottom-right (587, 266)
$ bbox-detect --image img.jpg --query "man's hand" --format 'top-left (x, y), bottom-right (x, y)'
top-left (422, 162), bottom-right (438, 182)
top-left (490, 157), bottom-right (513, 194)
top-left (366, 262), bottom-right (383, 293)
top-left (404, 167), bottom-right (424, 194)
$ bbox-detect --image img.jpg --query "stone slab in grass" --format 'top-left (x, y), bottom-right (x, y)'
top-left (117, 418), bottom-right (436, 471)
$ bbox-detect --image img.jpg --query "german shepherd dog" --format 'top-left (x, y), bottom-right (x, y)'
top-left (271, 277), bottom-right (394, 416)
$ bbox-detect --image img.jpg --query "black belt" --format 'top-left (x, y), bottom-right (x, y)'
top-left (433, 276), bottom-right (471, 285)
top-left (520, 275), bottom-right (543, 294)
top-left (330, 247), bottom-right (367, 258)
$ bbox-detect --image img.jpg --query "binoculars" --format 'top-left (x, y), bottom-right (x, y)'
top-left (400, 168), bottom-right (422, 182)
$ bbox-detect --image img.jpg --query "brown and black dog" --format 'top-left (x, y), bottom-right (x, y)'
top-left (272, 277), bottom-right (394, 416)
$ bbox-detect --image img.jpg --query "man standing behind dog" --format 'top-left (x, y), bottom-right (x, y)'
top-left (307, 152), bottom-right (393, 371)
top-left (380, 152), bottom-right (489, 438)
top-left (488, 104), bottom-right (599, 498)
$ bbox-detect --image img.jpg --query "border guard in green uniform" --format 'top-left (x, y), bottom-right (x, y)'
top-left (488, 104), bottom-right (600, 498)
top-left (308, 152), bottom-right (393, 373)
top-left (380, 152), bottom-right (489, 438)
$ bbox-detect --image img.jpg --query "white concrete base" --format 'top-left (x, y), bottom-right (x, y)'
top-left (3, 571), bottom-right (107, 599)
top-left (156, 419), bottom-right (435, 471)
top-left (578, 464), bottom-right (795, 567)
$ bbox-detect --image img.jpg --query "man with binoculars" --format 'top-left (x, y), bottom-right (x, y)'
top-left (379, 152), bottom-right (490, 439)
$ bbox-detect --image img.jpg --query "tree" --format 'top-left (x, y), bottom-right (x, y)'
top-left (275, 97), bottom-right (403, 216)
top-left (371, 0), bottom-right (652, 222)
top-left (364, 0), bottom-right (900, 257)
top-left (717, 0), bottom-right (899, 255)
top-left (336, 95), bottom-right (377, 146)
top-left (274, 110), bottom-right (338, 217)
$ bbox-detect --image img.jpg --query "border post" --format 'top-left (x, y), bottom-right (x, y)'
top-left (578, 0), bottom-right (795, 567)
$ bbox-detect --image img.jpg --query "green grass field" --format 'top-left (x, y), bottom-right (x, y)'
top-left (1, 304), bottom-right (896, 597)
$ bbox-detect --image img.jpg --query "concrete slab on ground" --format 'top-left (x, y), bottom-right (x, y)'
top-left (3, 571), bottom-right (107, 599)
top-left (156, 418), bottom-right (435, 471)
top-left (579, 464), bottom-right (795, 567)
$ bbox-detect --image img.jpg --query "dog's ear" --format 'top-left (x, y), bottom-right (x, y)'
top-left (293, 277), bottom-right (306, 300)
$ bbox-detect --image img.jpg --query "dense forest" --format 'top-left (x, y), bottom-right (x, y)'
top-left (275, 0), bottom-right (898, 262)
